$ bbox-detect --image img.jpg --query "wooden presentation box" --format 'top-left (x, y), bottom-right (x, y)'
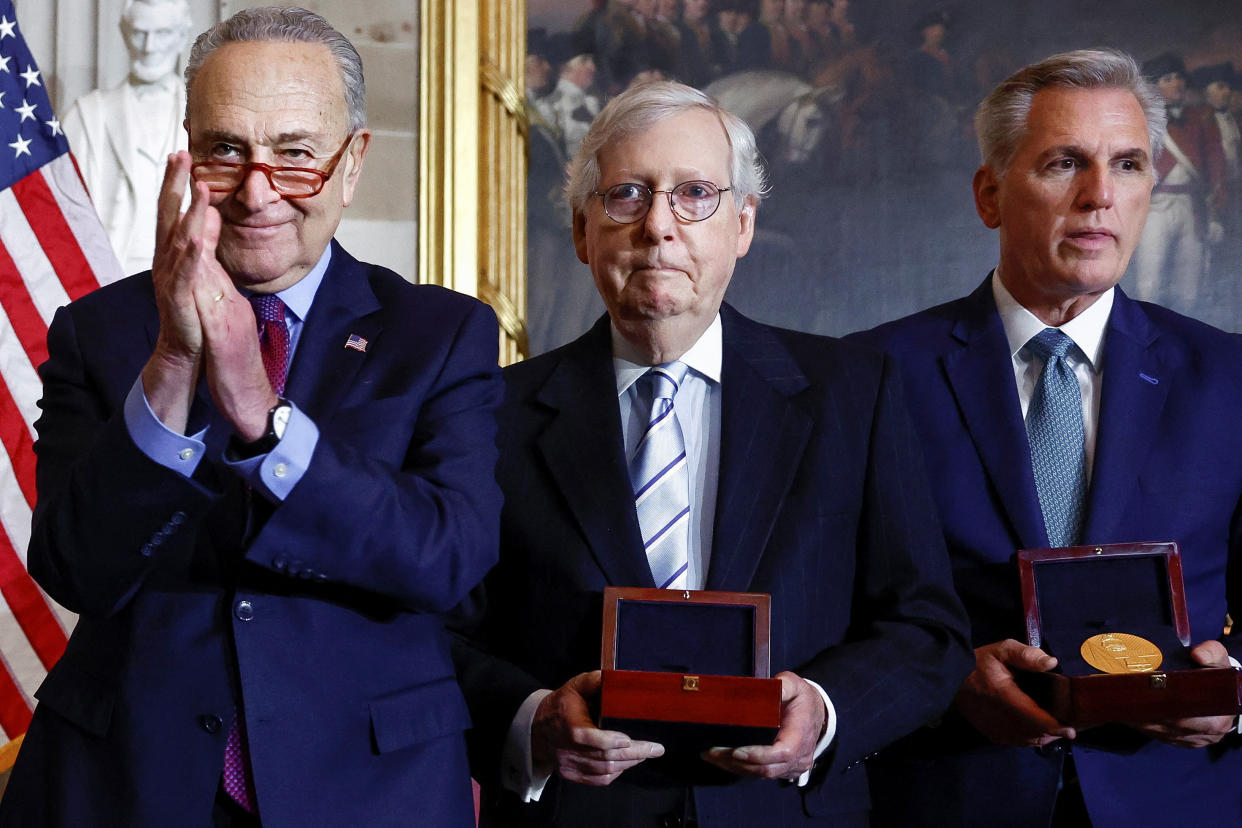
top-left (599, 587), bottom-right (782, 768)
top-left (1017, 541), bottom-right (1242, 727)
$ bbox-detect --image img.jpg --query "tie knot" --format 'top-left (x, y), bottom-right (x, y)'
top-left (250, 294), bottom-right (286, 325)
top-left (647, 361), bottom-right (688, 401)
top-left (1027, 328), bottom-right (1076, 362)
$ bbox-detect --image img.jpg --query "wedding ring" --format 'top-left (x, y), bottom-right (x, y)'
top-left (213, 292), bottom-right (225, 302)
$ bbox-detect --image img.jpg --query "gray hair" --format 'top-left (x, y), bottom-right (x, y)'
top-left (975, 48), bottom-right (1166, 175)
top-left (185, 6), bottom-right (366, 131)
top-left (565, 80), bottom-right (768, 215)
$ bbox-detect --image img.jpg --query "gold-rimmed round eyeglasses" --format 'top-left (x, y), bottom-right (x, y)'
top-left (593, 180), bottom-right (733, 224)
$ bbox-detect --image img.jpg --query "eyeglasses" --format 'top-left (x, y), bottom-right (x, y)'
top-left (593, 180), bottom-right (733, 224)
top-left (190, 134), bottom-right (355, 198)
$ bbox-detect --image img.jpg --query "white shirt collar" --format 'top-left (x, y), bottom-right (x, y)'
top-left (612, 314), bottom-right (723, 396)
top-left (991, 270), bottom-right (1113, 371)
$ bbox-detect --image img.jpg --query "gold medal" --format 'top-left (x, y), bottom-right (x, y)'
top-left (1080, 632), bottom-right (1163, 674)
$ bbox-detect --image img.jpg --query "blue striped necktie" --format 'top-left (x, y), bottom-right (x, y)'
top-left (630, 362), bottom-right (691, 590)
top-left (1025, 328), bottom-right (1087, 548)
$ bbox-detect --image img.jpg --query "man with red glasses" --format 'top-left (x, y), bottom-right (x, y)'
top-left (1, 7), bottom-right (501, 828)
top-left (452, 80), bottom-right (969, 827)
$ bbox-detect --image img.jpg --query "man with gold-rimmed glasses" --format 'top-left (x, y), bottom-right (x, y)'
top-left (2, 7), bottom-right (502, 828)
top-left (452, 80), bottom-right (969, 827)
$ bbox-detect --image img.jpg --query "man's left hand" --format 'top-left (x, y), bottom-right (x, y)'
top-left (701, 671), bottom-right (825, 780)
top-left (1126, 640), bottom-right (1238, 748)
top-left (199, 284), bottom-right (278, 442)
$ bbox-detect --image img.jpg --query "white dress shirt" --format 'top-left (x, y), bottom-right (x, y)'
top-left (992, 272), bottom-right (1111, 481)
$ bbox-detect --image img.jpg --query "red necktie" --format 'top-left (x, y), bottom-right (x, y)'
top-left (222, 294), bottom-right (290, 812)
top-left (250, 294), bottom-right (290, 395)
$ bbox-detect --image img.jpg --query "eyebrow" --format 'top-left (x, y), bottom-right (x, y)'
top-left (1036, 144), bottom-right (1150, 164)
top-left (194, 129), bottom-right (330, 148)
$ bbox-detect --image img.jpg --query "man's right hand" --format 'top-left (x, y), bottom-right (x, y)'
top-left (141, 151), bottom-right (233, 434)
top-left (955, 639), bottom-right (1076, 747)
top-left (531, 670), bottom-right (664, 786)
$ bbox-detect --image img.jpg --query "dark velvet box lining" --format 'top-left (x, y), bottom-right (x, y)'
top-left (1030, 552), bottom-right (1195, 675)
top-left (614, 600), bottom-right (757, 676)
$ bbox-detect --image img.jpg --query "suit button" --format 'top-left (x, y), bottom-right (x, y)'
top-left (660, 815), bottom-right (683, 828)
top-left (235, 600), bottom-right (254, 621)
top-left (170, 510), bottom-right (187, 526)
top-left (272, 554), bottom-right (287, 571)
top-left (199, 714), bottom-right (222, 734)
top-left (140, 544), bottom-right (154, 557)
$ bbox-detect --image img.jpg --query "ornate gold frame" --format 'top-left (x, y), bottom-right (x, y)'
top-left (419, 0), bottom-right (528, 364)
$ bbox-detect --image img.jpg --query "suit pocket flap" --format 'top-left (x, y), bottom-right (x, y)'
top-left (368, 677), bottom-right (471, 754)
top-left (34, 663), bottom-right (114, 738)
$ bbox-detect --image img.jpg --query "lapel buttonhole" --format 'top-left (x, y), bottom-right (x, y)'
top-left (1138, 373), bottom-right (1158, 385)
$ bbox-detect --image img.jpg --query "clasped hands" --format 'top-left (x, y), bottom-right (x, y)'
top-left (140, 152), bottom-right (276, 440)
top-left (957, 638), bottom-right (1237, 750)
top-left (530, 669), bottom-right (825, 787)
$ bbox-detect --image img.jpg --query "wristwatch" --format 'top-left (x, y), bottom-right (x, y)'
top-left (229, 398), bottom-right (292, 460)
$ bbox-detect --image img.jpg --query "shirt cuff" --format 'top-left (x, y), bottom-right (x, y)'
top-left (501, 688), bottom-right (555, 802)
top-left (1230, 657), bottom-right (1242, 735)
top-left (124, 377), bottom-right (206, 477)
top-left (798, 678), bottom-right (837, 787)
top-left (223, 403), bottom-right (318, 501)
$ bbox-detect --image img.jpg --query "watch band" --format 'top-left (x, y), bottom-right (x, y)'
top-left (227, 398), bottom-right (291, 460)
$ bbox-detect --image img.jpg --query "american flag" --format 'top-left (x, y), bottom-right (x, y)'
top-left (0, 0), bottom-right (124, 741)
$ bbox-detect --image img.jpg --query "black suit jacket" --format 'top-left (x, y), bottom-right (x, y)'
top-left (855, 277), bottom-right (1242, 827)
top-left (0, 242), bottom-right (503, 828)
top-left (454, 305), bottom-right (971, 827)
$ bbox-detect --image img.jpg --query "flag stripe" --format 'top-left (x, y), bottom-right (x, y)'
top-left (0, 645), bottom-right (34, 739)
top-left (42, 156), bottom-right (124, 289)
top-left (11, 171), bottom-right (97, 301)
top-left (0, 299), bottom-right (45, 435)
top-left (0, 527), bottom-right (65, 670)
top-left (0, 188), bottom-right (71, 325)
top-left (0, 372), bottom-right (35, 507)
top-left (0, 236), bottom-right (49, 369)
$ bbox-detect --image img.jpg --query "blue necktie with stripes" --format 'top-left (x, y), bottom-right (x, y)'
top-left (1025, 328), bottom-right (1087, 548)
top-left (630, 362), bottom-right (691, 590)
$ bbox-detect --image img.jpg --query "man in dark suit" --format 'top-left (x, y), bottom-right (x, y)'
top-left (0, 8), bottom-right (501, 828)
top-left (453, 80), bottom-right (971, 827)
top-left (856, 49), bottom-right (1242, 827)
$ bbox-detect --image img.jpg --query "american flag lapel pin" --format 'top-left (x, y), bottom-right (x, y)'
top-left (345, 333), bottom-right (368, 353)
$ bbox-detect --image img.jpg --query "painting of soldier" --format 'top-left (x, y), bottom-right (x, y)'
top-left (526, 0), bottom-right (1242, 354)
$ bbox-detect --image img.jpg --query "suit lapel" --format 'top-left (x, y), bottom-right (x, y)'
top-left (706, 306), bottom-right (811, 592)
top-left (1081, 290), bottom-right (1171, 542)
top-left (942, 278), bottom-right (1049, 549)
top-left (535, 319), bottom-right (655, 588)
top-left (283, 242), bottom-right (382, 419)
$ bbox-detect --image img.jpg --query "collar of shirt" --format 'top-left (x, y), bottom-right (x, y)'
top-left (992, 268), bottom-right (1112, 372)
top-left (242, 243), bottom-right (332, 326)
top-left (611, 314), bottom-right (723, 394)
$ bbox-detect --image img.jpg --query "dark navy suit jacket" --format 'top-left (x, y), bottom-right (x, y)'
top-left (855, 276), bottom-right (1242, 827)
top-left (453, 305), bottom-right (971, 827)
top-left (0, 242), bottom-right (503, 828)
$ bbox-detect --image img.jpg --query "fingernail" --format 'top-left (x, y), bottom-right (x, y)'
top-left (732, 749), bottom-right (750, 761)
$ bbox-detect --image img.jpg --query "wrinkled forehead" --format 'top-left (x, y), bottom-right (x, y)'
top-left (190, 40), bottom-right (349, 138)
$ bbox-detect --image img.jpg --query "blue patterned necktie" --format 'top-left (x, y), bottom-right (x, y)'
top-left (630, 362), bottom-right (691, 590)
top-left (1025, 328), bottom-right (1087, 548)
